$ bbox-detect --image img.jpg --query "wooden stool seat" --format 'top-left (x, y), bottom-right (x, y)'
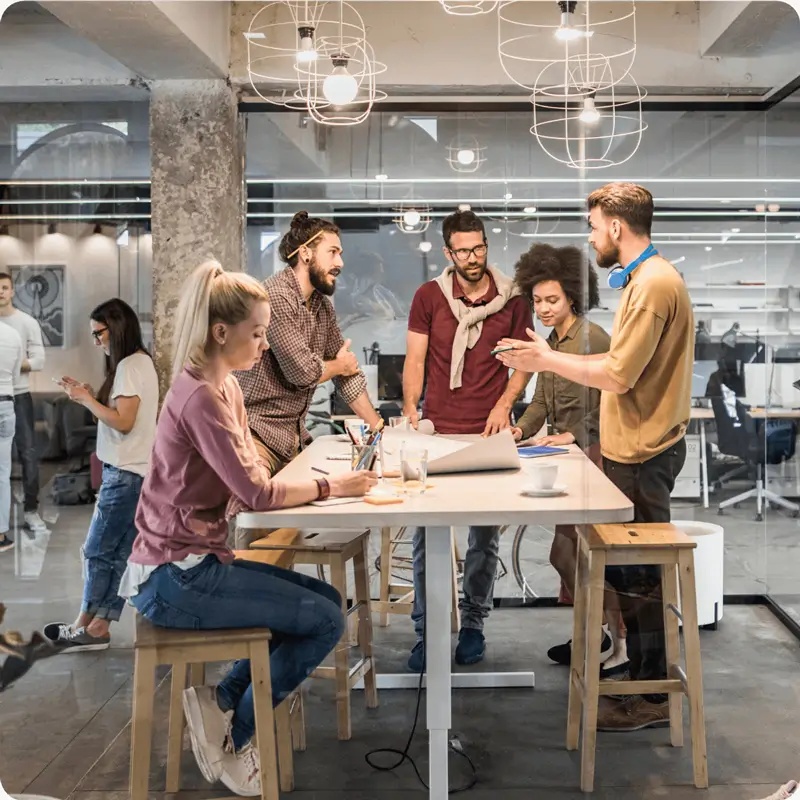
top-left (251, 528), bottom-right (379, 741)
top-left (130, 615), bottom-right (302, 800)
top-left (567, 522), bottom-right (708, 793)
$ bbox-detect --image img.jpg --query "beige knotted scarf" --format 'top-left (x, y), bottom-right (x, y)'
top-left (434, 265), bottom-right (519, 390)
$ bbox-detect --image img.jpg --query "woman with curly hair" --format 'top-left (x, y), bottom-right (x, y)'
top-left (511, 244), bottom-right (627, 674)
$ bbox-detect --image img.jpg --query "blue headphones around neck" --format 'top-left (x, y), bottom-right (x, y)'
top-left (607, 243), bottom-right (658, 290)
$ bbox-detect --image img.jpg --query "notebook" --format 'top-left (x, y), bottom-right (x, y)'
top-left (517, 445), bottom-right (570, 459)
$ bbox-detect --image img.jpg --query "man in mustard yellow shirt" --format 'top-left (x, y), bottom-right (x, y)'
top-left (496, 182), bottom-right (694, 733)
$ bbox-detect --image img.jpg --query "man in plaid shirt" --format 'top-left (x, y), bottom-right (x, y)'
top-left (236, 212), bottom-right (380, 488)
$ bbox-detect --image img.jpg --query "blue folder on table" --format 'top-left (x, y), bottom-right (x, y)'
top-left (517, 445), bottom-right (570, 458)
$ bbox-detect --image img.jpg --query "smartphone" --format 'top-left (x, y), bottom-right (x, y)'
top-left (490, 345), bottom-right (515, 356)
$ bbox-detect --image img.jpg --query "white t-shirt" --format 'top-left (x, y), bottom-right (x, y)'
top-left (96, 352), bottom-right (159, 476)
top-left (0, 324), bottom-right (22, 398)
top-left (0, 310), bottom-right (45, 394)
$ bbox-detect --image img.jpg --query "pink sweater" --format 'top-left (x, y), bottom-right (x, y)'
top-left (130, 368), bottom-right (287, 566)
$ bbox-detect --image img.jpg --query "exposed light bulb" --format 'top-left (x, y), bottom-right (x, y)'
top-left (768, 203), bottom-right (781, 213)
top-left (523, 206), bottom-right (537, 214)
top-left (296, 27), bottom-right (317, 62)
top-left (456, 149), bottom-right (476, 165)
top-left (492, 227), bottom-right (502, 233)
top-left (579, 96), bottom-right (600, 124)
top-left (419, 241), bottom-right (432, 253)
top-left (503, 192), bottom-right (513, 201)
top-left (731, 227), bottom-right (740, 233)
top-left (375, 173), bottom-right (388, 181)
top-left (322, 59), bottom-right (358, 106)
top-left (458, 203), bottom-right (471, 211)
top-left (705, 246), bottom-right (712, 252)
top-left (555, 12), bottom-right (583, 41)
top-left (403, 210), bottom-right (422, 227)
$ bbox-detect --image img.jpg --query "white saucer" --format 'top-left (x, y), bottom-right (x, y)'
top-left (521, 484), bottom-right (567, 498)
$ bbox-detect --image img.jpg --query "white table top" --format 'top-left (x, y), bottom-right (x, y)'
top-left (237, 435), bottom-right (634, 530)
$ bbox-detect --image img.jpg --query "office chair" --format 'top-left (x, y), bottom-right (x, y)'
top-left (712, 394), bottom-right (799, 521)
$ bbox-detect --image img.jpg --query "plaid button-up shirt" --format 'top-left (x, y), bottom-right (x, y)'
top-left (235, 266), bottom-right (367, 462)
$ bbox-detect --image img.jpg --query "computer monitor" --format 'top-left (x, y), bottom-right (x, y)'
top-left (378, 354), bottom-right (405, 401)
top-left (691, 360), bottom-right (719, 398)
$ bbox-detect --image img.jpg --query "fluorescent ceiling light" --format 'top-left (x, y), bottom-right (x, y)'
top-left (419, 241), bottom-right (432, 253)
top-left (492, 227), bottom-right (502, 233)
top-left (375, 173), bottom-right (388, 181)
top-left (244, 32), bottom-right (266, 40)
top-left (523, 206), bottom-right (537, 214)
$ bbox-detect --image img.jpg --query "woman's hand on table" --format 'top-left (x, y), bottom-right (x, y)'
top-left (533, 432), bottom-right (576, 447)
top-left (329, 470), bottom-right (379, 497)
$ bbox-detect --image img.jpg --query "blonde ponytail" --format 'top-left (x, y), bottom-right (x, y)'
top-left (171, 261), bottom-right (269, 382)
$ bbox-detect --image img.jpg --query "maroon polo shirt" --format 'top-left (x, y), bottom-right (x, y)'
top-left (408, 273), bottom-right (533, 434)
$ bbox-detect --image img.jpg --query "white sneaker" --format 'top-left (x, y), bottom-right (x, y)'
top-left (24, 511), bottom-right (48, 531)
top-left (757, 782), bottom-right (799, 800)
top-left (182, 686), bottom-right (230, 783)
top-left (219, 742), bottom-right (262, 797)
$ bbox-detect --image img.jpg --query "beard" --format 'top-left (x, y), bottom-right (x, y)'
top-left (594, 241), bottom-right (620, 270)
top-left (453, 259), bottom-right (488, 284)
top-left (309, 257), bottom-right (338, 297)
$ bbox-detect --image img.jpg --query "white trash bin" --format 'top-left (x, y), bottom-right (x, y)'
top-left (672, 520), bottom-right (724, 628)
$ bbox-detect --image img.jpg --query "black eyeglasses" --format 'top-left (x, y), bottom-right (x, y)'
top-left (91, 327), bottom-right (108, 341)
top-left (448, 243), bottom-right (488, 262)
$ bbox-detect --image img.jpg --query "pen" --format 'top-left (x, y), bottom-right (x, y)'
top-left (490, 345), bottom-right (515, 355)
top-left (311, 466), bottom-right (330, 475)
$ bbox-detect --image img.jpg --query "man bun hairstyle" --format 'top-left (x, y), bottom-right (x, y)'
top-left (278, 211), bottom-right (340, 266)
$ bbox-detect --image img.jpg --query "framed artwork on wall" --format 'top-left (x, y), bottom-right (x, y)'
top-left (9, 264), bottom-right (65, 348)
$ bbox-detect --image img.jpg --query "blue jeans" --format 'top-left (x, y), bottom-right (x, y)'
top-left (82, 464), bottom-right (144, 621)
top-left (411, 526), bottom-right (500, 641)
top-left (0, 400), bottom-right (15, 534)
top-left (131, 555), bottom-right (344, 750)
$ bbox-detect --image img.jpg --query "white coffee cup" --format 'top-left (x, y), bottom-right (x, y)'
top-left (530, 464), bottom-right (558, 491)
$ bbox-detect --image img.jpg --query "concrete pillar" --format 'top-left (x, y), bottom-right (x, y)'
top-left (150, 79), bottom-right (245, 394)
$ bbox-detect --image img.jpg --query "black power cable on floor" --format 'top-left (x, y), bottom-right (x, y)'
top-left (364, 622), bottom-right (478, 793)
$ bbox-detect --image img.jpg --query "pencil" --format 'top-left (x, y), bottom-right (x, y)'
top-left (311, 466), bottom-right (330, 475)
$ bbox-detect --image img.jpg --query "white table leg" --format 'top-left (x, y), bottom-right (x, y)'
top-left (426, 526), bottom-right (452, 800)
top-left (700, 419), bottom-right (709, 509)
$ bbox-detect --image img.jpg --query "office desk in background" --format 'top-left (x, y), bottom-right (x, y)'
top-left (690, 406), bottom-right (800, 508)
top-left (238, 435), bottom-right (633, 800)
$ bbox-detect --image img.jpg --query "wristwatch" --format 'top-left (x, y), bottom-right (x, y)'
top-left (315, 477), bottom-right (330, 501)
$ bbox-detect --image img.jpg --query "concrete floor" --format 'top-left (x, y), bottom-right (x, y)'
top-left (1, 485), bottom-right (799, 800)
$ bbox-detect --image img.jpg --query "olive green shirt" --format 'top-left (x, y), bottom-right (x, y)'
top-left (516, 317), bottom-right (611, 448)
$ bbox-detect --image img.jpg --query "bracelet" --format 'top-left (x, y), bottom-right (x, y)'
top-left (315, 477), bottom-right (330, 501)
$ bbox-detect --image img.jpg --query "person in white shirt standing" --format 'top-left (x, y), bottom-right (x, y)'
top-left (0, 321), bottom-right (22, 552)
top-left (44, 298), bottom-right (159, 651)
top-left (0, 272), bottom-right (47, 531)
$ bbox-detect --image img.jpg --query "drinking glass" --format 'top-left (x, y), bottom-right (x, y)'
top-left (389, 416), bottom-right (411, 431)
top-left (400, 445), bottom-right (428, 494)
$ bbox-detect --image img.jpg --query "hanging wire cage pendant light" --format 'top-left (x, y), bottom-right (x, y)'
top-left (440, 0), bottom-right (499, 15)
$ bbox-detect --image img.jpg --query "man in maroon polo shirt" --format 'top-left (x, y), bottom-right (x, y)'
top-left (401, 209), bottom-right (533, 671)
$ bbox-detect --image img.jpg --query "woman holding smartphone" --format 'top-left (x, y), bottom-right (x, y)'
top-left (46, 298), bottom-right (158, 651)
top-left (119, 261), bottom-right (377, 796)
top-left (510, 244), bottom-right (627, 673)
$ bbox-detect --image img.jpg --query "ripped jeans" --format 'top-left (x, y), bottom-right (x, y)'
top-left (131, 555), bottom-right (344, 750)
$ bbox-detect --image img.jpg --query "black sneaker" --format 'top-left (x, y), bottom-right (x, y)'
top-left (0, 534), bottom-right (14, 553)
top-left (59, 626), bottom-right (110, 653)
top-left (547, 630), bottom-right (613, 666)
top-left (455, 628), bottom-right (486, 666)
top-left (407, 641), bottom-right (425, 673)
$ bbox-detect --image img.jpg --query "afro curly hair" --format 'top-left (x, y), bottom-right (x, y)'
top-left (513, 243), bottom-right (600, 316)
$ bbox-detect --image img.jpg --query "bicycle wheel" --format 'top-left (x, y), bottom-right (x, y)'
top-left (510, 525), bottom-right (560, 601)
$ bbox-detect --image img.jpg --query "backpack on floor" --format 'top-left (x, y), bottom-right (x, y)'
top-left (51, 471), bottom-right (95, 505)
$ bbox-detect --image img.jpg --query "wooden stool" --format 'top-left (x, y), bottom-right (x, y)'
top-left (567, 523), bottom-right (708, 793)
top-left (251, 528), bottom-right (379, 741)
top-left (373, 526), bottom-right (462, 633)
top-left (130, 616), bottom-right (299, 800)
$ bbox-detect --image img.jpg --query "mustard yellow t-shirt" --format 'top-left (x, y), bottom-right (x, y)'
top-left (600, 256), bottom-right (694, 464)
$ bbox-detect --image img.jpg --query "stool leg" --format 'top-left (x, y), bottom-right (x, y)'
top-left (129, 648), bottom-right (157, 800)
top-left (331, 556), bottom-right (353, 740)
top-left (567, 535), bottom-right (590, 751)
top-left (678, 550), bottom-right (709, 789)
top-left (580, 550), bottom-right (606, 793)
top-left (275, 697), bottom-right (295, 792)
top-left (354, 535), bottom-right (379, 710)
top-left (661, 562), bottom-right (684, 748)
top-left (189, 662), bottom-right (206, 687)
top-left (450, 528), bottom-right (461, 633)
top-left (379, 526), bottom-right (392, 627)
top-left (166, 662), bottom-right (187, 793)
top-left (291, 689), bottom-right (307, 752)
top-left (250, 639), bottom-right (280, 800)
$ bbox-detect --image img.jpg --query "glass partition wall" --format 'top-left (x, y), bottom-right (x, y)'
top-left (244, 107), bottom-right (800, 610)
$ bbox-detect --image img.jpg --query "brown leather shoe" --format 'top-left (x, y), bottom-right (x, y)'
top-left (597, 695), bottom-right (669, 732)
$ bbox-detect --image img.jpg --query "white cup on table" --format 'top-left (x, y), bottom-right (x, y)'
top-left (530, 464), bottom-right (558, 491)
